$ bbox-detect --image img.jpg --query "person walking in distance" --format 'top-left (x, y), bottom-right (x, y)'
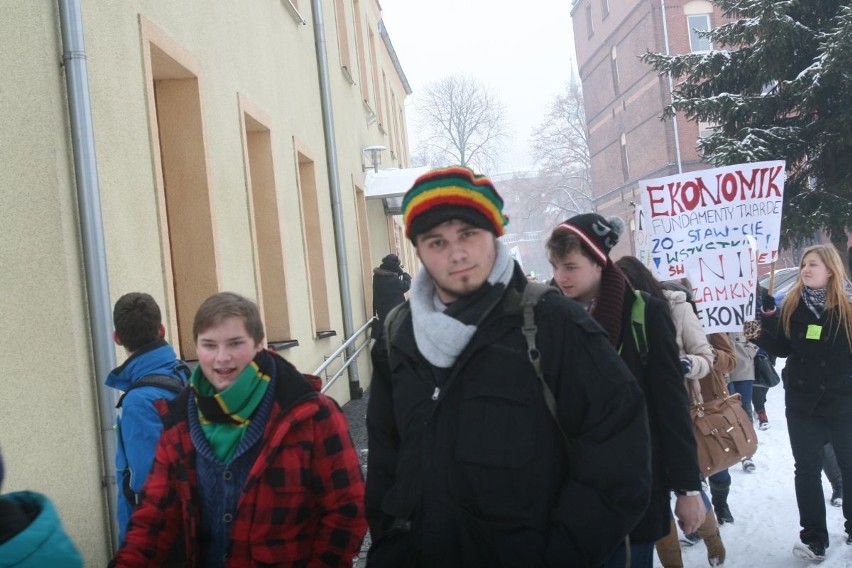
top-left (371, 254), bottom-right (411, 339)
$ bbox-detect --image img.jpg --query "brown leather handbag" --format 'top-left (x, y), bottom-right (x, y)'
top-left (692, 334), bottom-right (758, 477)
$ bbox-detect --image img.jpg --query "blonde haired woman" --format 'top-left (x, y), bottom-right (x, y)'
top-left (757, 244), bottom-right (852, 562)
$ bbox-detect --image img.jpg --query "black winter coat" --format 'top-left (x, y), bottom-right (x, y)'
top-left (372, 268), bottom-right (411, 338)
top-left (756, 301), bottom-right (852, 416)
top-left (366, 270), bottom-right (652, 567)
top-left (616, 289), bottom-right (702, 544)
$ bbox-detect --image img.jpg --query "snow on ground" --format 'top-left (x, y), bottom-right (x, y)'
top-left (345, 358), bottom-right (852, 566)
top-left (661, 358), bottom-right (852, 567)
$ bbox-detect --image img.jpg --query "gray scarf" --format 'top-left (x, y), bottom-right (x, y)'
top-left (410, 240), bottom-right (515, 367)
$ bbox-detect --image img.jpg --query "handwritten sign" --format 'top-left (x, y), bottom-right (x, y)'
top-left (685, 239), bottom-right (758, 333)
top-left (639, 161), bottom-right (785, 279)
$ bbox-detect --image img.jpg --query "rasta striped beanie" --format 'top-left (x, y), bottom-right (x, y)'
top-left (402, 166), bottom-right (508, 242)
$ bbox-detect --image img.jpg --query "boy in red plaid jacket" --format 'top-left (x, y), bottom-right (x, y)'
top-left (112, 292), bottom-right (366, 567)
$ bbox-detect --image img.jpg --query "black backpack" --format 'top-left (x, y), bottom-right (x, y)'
top-left (115, 365), bottom-right (189, 409)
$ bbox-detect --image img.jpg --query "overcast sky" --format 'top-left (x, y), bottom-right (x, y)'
top-left (378, 0), bottom-right (578, 175)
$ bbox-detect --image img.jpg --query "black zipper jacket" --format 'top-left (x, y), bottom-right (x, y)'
top-left (366, 270), bottom-right (652, 567)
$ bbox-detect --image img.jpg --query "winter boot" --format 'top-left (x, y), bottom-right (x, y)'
top-left (757, 410), bottom-right (769, 430)
top-left (831, 484), bottom-right (843, 507)
top-left (709, 478), bottom-right (734, 525)
top-left (655, 519), bottom-right (684, 568)
top-left (697, 509), bottom-right (726, 566)
top-left (741, 457), bottom-right (756, 473)
top-left (793, 529), bottom-right (827, 562)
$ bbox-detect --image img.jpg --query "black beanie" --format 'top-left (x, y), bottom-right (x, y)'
top-left (380, 254), bottom-right (401, 271)
top-left (554, 213), bottom-right (625, 265)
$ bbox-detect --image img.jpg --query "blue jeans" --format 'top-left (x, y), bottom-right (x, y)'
top-left (603, 541), bottom-right (655, 568)
top-left (729, 380), bottom-right (754, 420)
top-left (700, 488), bottom-right (712, 510)
top-left (708, 468), bottom-right (730, 485)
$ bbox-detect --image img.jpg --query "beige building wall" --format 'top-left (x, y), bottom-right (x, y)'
top-left (1, 0), bottom-right (410, 564)
top-left (0, 3), bottom-right (111, 563)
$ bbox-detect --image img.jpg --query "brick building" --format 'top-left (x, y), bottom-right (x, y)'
top-left (570, 0), bottom-right (730, 258)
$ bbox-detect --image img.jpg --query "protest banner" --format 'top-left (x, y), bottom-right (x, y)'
top-left (638, 160), bottom-right (785, 280)
top-left (633, 204), bottom-right (653, 268)
top-left (685, 238), bottom-right (758, 333)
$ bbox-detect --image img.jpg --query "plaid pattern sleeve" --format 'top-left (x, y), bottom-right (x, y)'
top-left (306, 395), bottom-right (368, 565)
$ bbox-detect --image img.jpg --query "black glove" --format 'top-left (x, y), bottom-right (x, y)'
top-left (762, 294), bottom-right (776, 312)
top-left (680, 358), bottom-right (692, 377)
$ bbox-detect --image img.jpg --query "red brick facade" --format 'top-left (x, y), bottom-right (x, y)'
top-left (571, 0), bottom-right (731, 258)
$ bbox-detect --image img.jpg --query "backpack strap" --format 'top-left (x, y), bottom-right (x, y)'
top-left (116, 374), bottom-right (185, 409)
top-left (520, 283), bottom-right (571, 450)
top-left (383, 301), bottom-right (411, 358)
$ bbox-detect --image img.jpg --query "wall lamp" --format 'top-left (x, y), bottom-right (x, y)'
top-left (362, 145), bottom-right (386, 173)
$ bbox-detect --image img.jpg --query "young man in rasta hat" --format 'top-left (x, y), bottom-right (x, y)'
top-left (547, 214), bottom-right (706, 568)
top-left (366, 165), bottom-right (653, 567)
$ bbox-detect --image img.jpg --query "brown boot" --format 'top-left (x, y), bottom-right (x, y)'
top-left (697, 510), bottom-right (726, 565)
top-left (655, 519), bottom-right (684, 568)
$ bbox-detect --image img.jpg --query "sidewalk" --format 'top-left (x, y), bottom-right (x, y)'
top-left (342, 389), bottom-right (370, 567)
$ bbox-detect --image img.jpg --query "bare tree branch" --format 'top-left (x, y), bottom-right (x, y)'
top-left (412, 74), bottom-right (509, 174)
top-left (518, 82), bottom-right (594, 222)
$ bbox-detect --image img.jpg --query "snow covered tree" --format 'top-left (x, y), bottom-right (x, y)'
top-left (524, 81), bottom-right (594, 224)
top-left (411, 74), bottom-right (509, 174)
top-left (642, 0), bottom-right (852, 250)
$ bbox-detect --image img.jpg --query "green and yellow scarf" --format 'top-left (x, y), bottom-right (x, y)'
top-left (191, 351), bottom-right (272, 462)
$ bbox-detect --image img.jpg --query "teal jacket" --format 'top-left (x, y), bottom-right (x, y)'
top-left (0, 491), bottom-right (83, 568)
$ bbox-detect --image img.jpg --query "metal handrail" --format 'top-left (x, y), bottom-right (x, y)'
top-left (315, 316), bottom-right (376, 394)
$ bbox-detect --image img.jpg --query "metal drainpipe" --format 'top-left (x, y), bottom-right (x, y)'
top-left (659, 0), bottom-right (683, 174)
top-left (309, 0), bottom-right (361, 398)
top-left (57, 0), bottom-right (119, 551)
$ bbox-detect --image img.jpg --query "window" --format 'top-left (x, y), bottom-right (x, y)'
top-left (333, 0), bottom-right (353, 81)
top-left (585, 4), bottom-right (595, 37)
top-left (687, 14), bottom-right (712, 52)
top-left (620, 133), bottom-right (629, 181)
top-left (240, 98), bottom-right (292, 344)
top-left (368, 26), bottom-right (384, 130)
top-left (610, 45), bottom-right (620, 95)
top-left (698, 121), bottom-right (717, 139)
top-left (353, 182), bottom-right (373, 320)
top-left (382, 70), bottom-right (392, 137)
top-left (295, 143), bottom-right (333, 337)
top-left (353, 0), bottom-right (370, 103)
top-left (141, 18), bottom-right (219, 360)
top-left (601, 0), bottom-right (610, 18)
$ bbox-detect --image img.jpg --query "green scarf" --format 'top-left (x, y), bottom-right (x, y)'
top-left (191, 353), bottom-right (271, 462)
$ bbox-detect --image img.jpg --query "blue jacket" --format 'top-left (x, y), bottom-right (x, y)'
top-left (0, 491), bottom-right (83, 567)
top-left (105, 339), bottom-right (189, 543)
